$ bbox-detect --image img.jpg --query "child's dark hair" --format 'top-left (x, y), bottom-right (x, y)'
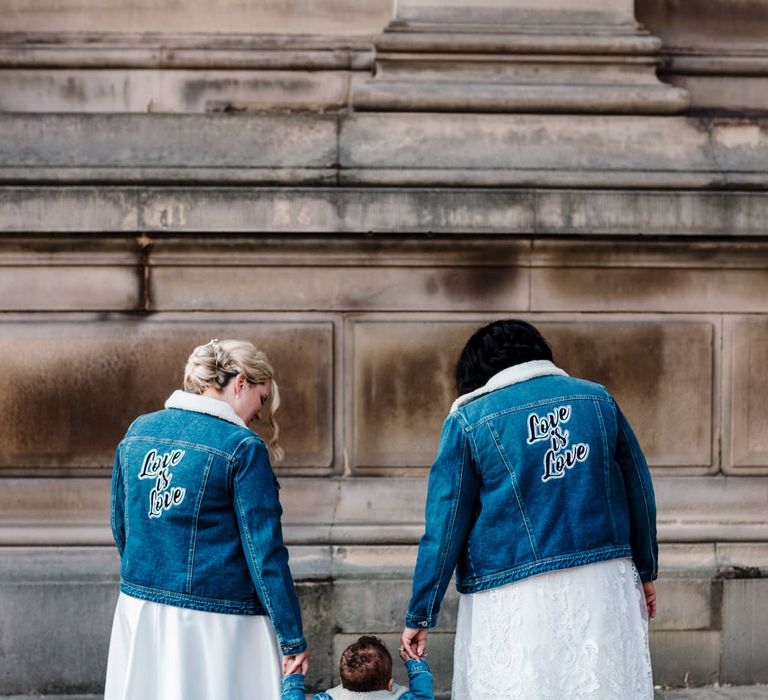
top-left (339, 635), bottom-right (392, 692)
top-left (456, 319), bottom-right (554, 395)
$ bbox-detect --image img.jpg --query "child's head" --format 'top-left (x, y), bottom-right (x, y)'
top-left (339, 635), bottom-right (393, 692)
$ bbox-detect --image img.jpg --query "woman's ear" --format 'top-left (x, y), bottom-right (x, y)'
top-left (235, 373), bottom-right (247, 396)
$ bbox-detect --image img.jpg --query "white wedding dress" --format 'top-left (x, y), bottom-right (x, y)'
top-left (104, 592), bottom-right (282, 700)
top-left (452, 558), bottom-right (654, 700)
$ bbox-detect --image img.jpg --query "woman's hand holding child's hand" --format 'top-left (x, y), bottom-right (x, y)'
top-left (283, 650), bottom-right (310, 676)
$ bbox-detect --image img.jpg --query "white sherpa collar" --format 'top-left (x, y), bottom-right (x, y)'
top-left (165, 390), bottom-right (246, 428)
top-left (326, 683), bottom-right (407, 700)
top-left (450, 359), bottom-right (568, 413)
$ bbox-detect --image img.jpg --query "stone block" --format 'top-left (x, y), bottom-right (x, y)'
top-left (152, 264), bottom-right (530, 312)
top-left (340, 114), bottom-right (715, 173)
top-left (0, 317), bottom-right (333, 472)
top-left (531, 266), bottom-right (768, 313)
top-left (724, 318), bottom-right (768, 474)
top-left (649, 630), bottom-right (721, 686)
top-left (659, 544), bottom-right (717, 576)
top-left (653, 578), bottom-right (713, 631)
top-left (0, 1), bottom-right (392, 35)
top-left (716, 542), bottom-right (768, 572)
top-left (348, 320), bottom-right (478, 472)
top-left (332, 632), bottom-right (455, 694)
top-left (0, 266), bottom-right (139, 311)
top-left (0, 547), bottom-right (119, 695)
top-left (534, 191), bottom-right (768, 239)
top-left (0, 69), bottom-right (351, 113)
top-left (722, 578), bottom-right (768, 684)
top-left (139, 188), bottom-right (536, 234)
top-left (334, 579), bottom-right (459, 633)
top-left (543, 321), bottom-right (714, 470)
top-left (0, 188), bottom-right (138, 232)
top-left (294, 580), bottom-right (336, 691)
top-left (0, 114), bottom-right (337, 168)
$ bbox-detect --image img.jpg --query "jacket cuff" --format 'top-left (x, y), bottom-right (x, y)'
top-left (638, 568), bottom-right (657, 583)
top-left (405, 613), bottom-right (436, 630)
top-left (278, 637), bottom-right (307, 655)
top-left (405, 658), bottom-right (431, 674)
top-left (281, 674), bottom-right (305, 692)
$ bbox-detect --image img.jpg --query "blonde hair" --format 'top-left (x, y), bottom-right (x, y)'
top-left (184, 339), bottom-right (284, 463)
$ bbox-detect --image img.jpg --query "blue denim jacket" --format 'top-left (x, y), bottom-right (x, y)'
top-left (110, 390), bottom-right (306, 655)
top-left (281, 659), bottom-right (434, 700)
top-left (406, 360), bottom-right (657, 630)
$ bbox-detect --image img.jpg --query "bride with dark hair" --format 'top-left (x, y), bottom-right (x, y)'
top-left (401, 319), bottom-right (657, 699)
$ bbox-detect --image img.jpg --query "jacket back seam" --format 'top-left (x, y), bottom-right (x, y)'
top-left (186, 452), bottom-right (215, 594)
top-left (487, 423), bottom-right (540, 560)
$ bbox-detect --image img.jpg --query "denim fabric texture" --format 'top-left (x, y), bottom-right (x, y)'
top-left (406, 360), bottom-right (658, 630)
top-left (281, 659), bottom-right (434, 700)
top-left (110, 391), bottom-right (306, 655)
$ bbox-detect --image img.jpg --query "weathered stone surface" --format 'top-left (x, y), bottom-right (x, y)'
top-left (0, 267), bottom-right (138, 311)
top-left (348, 320), bottom-right (475, 472)
top-left (722, 579), bottom-right (768, 684)
top-left (0, 317), bottom-right (333, 472)
top-left (650, 630), bottom-right (721, 686)
top-left (716, 543), bottom-right (768, 571)
top-left (0, 68), bottom-right (353, 113)
top-left (532, 267), bottom-right (768, 312)
top-left (0, 548), bottom-right (118, 695)
top-left (0, 114), bottom-right (337, 169)
top-left (334, 579), bottom-right (459, 632)
top-left (349, 319), bottom-right (714, 472)
top-left (544, 321), bottom-right (715, 471)
top-left (724, 319), bottom-right (768, 474)
top-left (654, 578), bottom-right (714, 631)
top-left (154, 265), bottom-right (529, 312)
top-left (0, 1), bottom-right (392, 35)
top-left (0, 188), bottom-right (138, 232)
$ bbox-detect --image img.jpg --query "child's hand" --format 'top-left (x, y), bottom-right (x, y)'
top-left (398, 645), bottom-right (409, 662)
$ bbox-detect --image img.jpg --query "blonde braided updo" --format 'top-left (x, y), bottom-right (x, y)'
top-left (183, 339), bottom-right (283, 463)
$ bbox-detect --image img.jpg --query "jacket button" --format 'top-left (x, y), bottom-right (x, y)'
top-left (419, 621), bottom-right (428, 627)
top-left (282, 646), bottom-right (290, 653)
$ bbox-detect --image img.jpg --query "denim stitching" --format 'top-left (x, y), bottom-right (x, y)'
top-left (233, 482), bottom-right (279, 630)
top-left (620, 420), bottom-right (657, 577)
top-left (120, 580), bottom-right (259, 613)
top-left (488, 423), bottom-right (539, 560)
top-left (457, 545), bottom-right (632, 591)
top-left (426, 417), bottom-right (465, 625)
top-left (594, 399), bottom-right (617, 543)
top-left (186, 452), bottom-right (214, 594)
top-left (464, 394), bottom-right (611, 429)
top-left (122, 435), bottom-right (231, 460)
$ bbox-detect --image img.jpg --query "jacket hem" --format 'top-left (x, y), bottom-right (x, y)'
top-left (455, 545), bottom-right (633, 594)
top-left (120, 580), bottom-right (264, 616)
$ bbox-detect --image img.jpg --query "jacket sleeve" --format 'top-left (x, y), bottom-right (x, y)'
top-left (406, 413), bottom-right (479, 629)
top-left (613, 400), bottom-right (658, 583)
top-left (232, 437), bottom-right (307, 654)
top-left (280, 673), bottom-right (306, 700)
top-left (404, 658), bottom-right (434, 700)
top-left (110, 445), bottom-right (126, 557)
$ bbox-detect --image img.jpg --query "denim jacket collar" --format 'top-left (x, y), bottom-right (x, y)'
top-left (164, 390), bottom-right (246, 428)
top-left (450, 359), bottom-right (568, 413)
top-left (326, 684), bottom-right (407, 700)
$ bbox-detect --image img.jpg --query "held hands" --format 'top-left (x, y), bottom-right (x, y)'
top-left (400, 627), bottom-right (428, 661)
top-left (282, 650), bottom-right (310, 676)
top-left (642, 581), bottom-right (657, 621)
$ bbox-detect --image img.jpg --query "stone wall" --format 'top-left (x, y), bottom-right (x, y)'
top-left (2, 0), bottom-right (768, 694)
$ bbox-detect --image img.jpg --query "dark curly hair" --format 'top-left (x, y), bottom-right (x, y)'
top-left (339, 635), bottom-right (392, 692)
top-left (456, 319), bottom-right (553, 395)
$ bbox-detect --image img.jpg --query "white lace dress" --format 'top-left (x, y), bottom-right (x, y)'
top-left (452, 558), bottom-right (653, 700)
